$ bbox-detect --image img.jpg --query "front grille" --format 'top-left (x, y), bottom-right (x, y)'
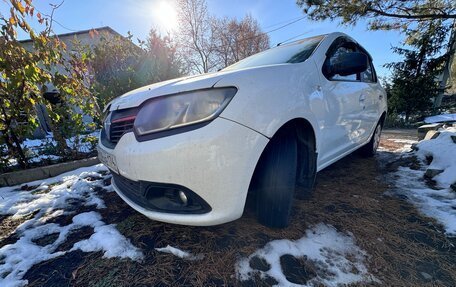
top-left (110, 116), bottom-right (135, 144)
top-left (101, 108), bottom-right (138, 148)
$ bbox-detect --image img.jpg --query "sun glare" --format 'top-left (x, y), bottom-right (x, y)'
top-left (152, 0), bottom-right (179, 32)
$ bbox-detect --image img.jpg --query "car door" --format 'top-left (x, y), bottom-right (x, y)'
top-left (359, 54), bottom-right (383, 139)
top-left (318, 39), bottom-right (366, 166)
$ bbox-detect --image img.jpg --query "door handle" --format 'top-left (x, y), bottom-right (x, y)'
top-left (379, 94), bottom-right (384, 100)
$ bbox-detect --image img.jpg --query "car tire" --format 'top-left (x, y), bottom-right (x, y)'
top-left (359, 122), bottom-right (382, 157)
top-left (253, 128), bottom-right (297, 228)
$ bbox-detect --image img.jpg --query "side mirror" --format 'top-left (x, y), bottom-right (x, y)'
top-left (329, 52), bottom-right (368, 77)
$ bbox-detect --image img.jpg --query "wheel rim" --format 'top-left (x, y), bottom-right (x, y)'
top-left (373, 125), bottom-right (381, 153)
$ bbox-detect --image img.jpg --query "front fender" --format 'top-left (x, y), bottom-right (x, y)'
top-left (216, 62), bottom-right (322, 152)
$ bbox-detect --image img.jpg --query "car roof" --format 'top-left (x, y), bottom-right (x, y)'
top-left (295, 32), bottom-right (373, 61)
top-left (278, 32), bottom-right (348, 47)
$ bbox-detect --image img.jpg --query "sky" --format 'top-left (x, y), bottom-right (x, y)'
top-left (2, 0), bottom-right (404, 77)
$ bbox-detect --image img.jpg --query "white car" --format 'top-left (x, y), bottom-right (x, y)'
top-left (98, 32), bottom-right (387, 228)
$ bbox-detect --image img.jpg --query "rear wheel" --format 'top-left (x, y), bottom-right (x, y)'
top-left (253, 128), bottom-right (297, 228)
top-left (359, 122), bottom-right (382, 157)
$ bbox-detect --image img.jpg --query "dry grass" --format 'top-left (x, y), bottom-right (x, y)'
top-left (9, 130), bottom-right (456, 286)
top-left (298, 152), bottom-right (455, 286)
top-left (59, 154), bottom-right (456, 286)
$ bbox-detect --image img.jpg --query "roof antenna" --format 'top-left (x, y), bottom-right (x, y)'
top-left (276, 42), bottom-right (282, 46)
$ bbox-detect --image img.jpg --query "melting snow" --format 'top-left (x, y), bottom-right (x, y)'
top-left (380, 138), bottom-right (418, 153)
top-left (0, 164), bottom-right (143, 287)
top-left (0, 166), bottom-right (108, 221)
top-left (71, 213), bottom-right (143, 260)
top-left (393, 166), bottom-right (456, 236)
top-left (424, 113), bottom-right (456, 124)
top-left (1, 131), bottom-right (100, 169)
top-left (21, 131), bottom-right (99, 154)
top-left (389, 139), bottom-right (417, 144)
top-left (155, 245), bottom-right (203, 260)
top-left (390, 127), bottom-right (456, 236)
top-left (414, 127), bottom-right (456, 188)
top-left (236, 224), bottom-right (377, 286)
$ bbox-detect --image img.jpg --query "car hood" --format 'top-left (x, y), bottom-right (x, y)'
top-left (108, 71), bottom-right (233, 111)
top-left (107, 63), bottom-right (294, 111)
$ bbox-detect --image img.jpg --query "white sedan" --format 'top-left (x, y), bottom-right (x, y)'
top-left (98, 32), bottom-right (387, 228)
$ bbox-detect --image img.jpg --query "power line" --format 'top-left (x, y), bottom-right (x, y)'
top-left (226, 16), bottom-right (307, 47)
top-left (49, 18), bottom-right (78, 32)
top-left (263, 16), bottom-right (306, 34)
top-left (262, 15), bottom-right (306, 30)
top-left (31, 1), bottom-right (79, 33)
top-left (275, 30), bottom-right (314, 46)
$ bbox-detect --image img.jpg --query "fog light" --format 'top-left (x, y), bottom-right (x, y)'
top-left (142, 183), bottom-right (211, 213)
top-left (178, 191), bottom-right (188, 206)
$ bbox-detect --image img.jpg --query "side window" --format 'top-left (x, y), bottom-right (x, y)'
top-left (325, 45), bottom-right (357, 81)
top-left (356, 44), bottom-right (377, 83)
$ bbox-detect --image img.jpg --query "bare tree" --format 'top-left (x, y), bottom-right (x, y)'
top-left (176, 0), bottom-right (218, 74)
top-left (211, 16), bottom-right (234, 68)
top-left (176, 0), bottom-right (269, 73)
top-left (213, 14), bottom-right (269, 67)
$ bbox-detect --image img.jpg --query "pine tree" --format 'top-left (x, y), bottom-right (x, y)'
top-left (386, 21), bottom-right (450, 121)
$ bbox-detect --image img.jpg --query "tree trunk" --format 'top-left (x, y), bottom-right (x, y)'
top-left (2, 130), bottom-right (27, 169)
top-left (9, 128), bottom-right (28, 168)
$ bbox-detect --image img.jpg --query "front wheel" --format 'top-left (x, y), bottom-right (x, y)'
top-left (252, 129), bottom-right (297, 228)
top-left (359, 122), bottom-right (382, 157)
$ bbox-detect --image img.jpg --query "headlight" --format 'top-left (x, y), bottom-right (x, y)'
top-left (134, 87), bottom-right (237, 136)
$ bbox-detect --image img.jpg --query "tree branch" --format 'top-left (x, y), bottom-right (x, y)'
top-left (366, 7), bottom-right (456, 20)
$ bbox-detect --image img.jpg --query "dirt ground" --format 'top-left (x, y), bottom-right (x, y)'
top-left (3, 128), bottom-right (456, 286)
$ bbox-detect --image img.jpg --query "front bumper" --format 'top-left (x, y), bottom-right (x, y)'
top-left (98, 117), bottom-right (268, 226)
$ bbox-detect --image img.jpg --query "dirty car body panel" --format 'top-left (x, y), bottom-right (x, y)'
top-left (98, 32), bottom-right (387, 226)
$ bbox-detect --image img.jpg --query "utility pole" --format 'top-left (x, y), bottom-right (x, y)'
top-left (434, 20), bottom-right (456, 110)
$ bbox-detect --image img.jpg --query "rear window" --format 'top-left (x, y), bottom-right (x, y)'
top-left (223, 35), bottom-right (324, 71)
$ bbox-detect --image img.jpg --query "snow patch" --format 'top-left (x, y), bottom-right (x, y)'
top-left (393, 166), bottom-right (456, 236)
top-left (424, 113), bottom-right (456, 124)
top-left (0, 211), bottom-right (142, 287)
top-left (21, 131), bottom-right (99, 154)
top-left (390, 127), bottom-right (456, 236)
top-left (236, 224), bottom-right (377, 286)
top-left (388, 138), bottom-right (418, 152)
top-left (388, 138), bottom-right (417, 144)
top-left (414, 127), bottom-right (456, 187)
top-left (0, 165), bottom-right (143, 287)
top-left (1, 131), bottom-right (100, 170)
top-left (28, 154), bottom-right (61, 163)
top-left (72, 222), bottom-right (143, 260)
top-left (0, 165), bottom-right (108, 221)
top-left (155, 245), bottom-right (203, 260)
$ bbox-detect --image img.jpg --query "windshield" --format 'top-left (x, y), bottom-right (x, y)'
top-left (223, 35), bottom-right (325, 71)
